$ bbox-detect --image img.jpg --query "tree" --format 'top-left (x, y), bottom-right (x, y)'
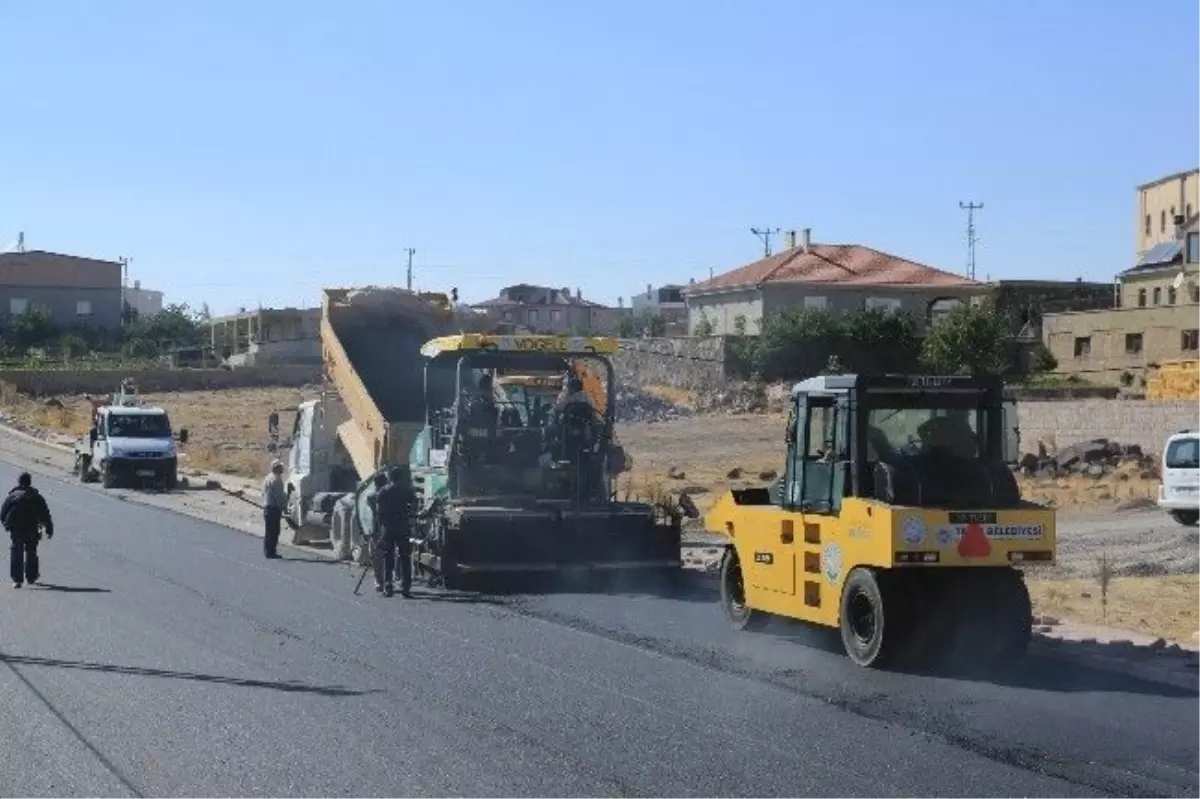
top-left (694, 311), bottom-right (715, 337)
top-left (123, 302), bottom-right (205, 353)
top-left (6, 307), bottom-right (58, 351)
top-left (919, 302), bottom-right (1011, 376)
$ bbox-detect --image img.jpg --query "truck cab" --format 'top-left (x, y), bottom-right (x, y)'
top-left (75, 405), bottom-right (187, 489)
top-left (1158, 429), bottom-right (1199, 526)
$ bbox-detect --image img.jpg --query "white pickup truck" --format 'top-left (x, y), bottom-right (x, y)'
top-left (74, 401), bottom-right (189, 490)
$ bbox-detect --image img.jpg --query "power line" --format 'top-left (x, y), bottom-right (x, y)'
top-left (403, 247), bottom-right (416, 290)
top-left (750, 227), bottom-right (781, 258)
top-left (958, 201), bottom-right (983, 280)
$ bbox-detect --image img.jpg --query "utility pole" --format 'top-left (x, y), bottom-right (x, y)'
top-left (958, 202), bottom-right (983, 280)
top-left (750, 227), bottom-right (781, 258)
top-left (404, 248), bottom-right (416, 291)
top-left (119, 256), bottom-right (131, 325)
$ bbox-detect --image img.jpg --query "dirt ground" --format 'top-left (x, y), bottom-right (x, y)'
top-left (2, 383), bottom-right (1196, 643)
top-left (0, 384), bottom-right (318, 479)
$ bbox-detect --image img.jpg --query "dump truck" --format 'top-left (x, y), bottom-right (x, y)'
top-left (73, 379), bottom-right (190, 489)
top-left (398, 333), bottom-right (682, 588)
top-left (706, 373), bottom-right (1054, 672)
top-left (280, 286), bottom-right (476, 557)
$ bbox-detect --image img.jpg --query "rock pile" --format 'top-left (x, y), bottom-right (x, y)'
top-left (693, 381), bottom-right (768, 414)
top-left (1019, 438), bottom-right (1159, 480)
top-left (613, 386), bottom-right (691, 424)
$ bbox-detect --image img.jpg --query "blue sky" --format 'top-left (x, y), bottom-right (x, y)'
top-left (1, 1), bottom-right (1197, 315)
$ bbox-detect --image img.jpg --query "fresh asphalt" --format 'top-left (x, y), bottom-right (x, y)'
top-left (0, 456), bottom-right (1195, 798)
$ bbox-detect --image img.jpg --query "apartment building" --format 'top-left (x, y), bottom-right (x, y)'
top-left (0, 249), bottom-right (123, 331)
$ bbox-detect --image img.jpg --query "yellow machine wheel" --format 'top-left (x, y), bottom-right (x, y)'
top-left (719, 549), bottom-right (769, 631)
top-left (839, 568), bottom-right (909, 668)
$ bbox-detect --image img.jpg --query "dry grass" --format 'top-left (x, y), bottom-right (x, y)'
top-left (640, 383), bottom-right (698, 408)
top-left (1017, 461), bottom-right (1160, 509)
top-left (1026, 574), bottom-right (1199, 644)
top-left (0, 385), bottom-right (319, 480)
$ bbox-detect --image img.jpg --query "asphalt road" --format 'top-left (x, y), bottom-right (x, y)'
top-left (0, 458), bottom-right (1195, 798)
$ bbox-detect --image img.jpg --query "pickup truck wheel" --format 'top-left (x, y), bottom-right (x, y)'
top-left (1169, 509), bottom-right (1199, 526)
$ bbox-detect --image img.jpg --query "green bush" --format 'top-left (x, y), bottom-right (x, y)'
top-left (919, 301), bottom-right (1011, 376)
top-left (735, 307), bottom-right (921, 382)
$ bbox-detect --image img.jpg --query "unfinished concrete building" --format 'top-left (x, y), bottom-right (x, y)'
top-left (205, 307), bottom-right (321, 366)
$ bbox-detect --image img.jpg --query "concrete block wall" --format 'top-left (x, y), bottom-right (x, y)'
top-left (1017, 399), bottom-right (1198, 455)
top-left (0, 365), bottom-right (322, 396)
top-left (611, 337), bottom-right (727, 390)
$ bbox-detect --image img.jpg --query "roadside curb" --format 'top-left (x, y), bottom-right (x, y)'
top-left (1029, 636), bottom-right (1199, 691)
top-left (0, 420), bottom-right (340, 564)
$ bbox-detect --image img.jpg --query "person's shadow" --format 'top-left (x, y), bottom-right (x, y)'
top-left (31, 583), bottom-right (111, 593)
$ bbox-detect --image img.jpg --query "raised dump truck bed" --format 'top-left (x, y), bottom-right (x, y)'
top-left (320, 287), bottom-right (459, 477)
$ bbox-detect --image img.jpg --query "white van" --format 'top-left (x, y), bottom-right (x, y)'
top-left (1158, 429), bottom-right (1199, 525)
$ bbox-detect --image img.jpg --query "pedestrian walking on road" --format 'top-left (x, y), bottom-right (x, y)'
top-left (373, 466), bottom-right (416, 598)
top-left (261, 459), bottom-right (286, 559)
top-left (0, 472), bottom-right (54, 588)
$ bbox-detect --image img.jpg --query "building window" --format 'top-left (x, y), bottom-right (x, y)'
top-left (9, 298), bottom-right (28, 315)
top-left (1138, 288), bottom-right (1147, 307)
top-left (864, 297), bottom-right (902, 313)
top-left (803, 296), bottom-right (828, 310)
top-left (1073, 336), bottom-right (1091, 358)
top-left (1193, 283), bottom-right (1200, 303)
top-left (1125, 333), bottom-right (1143, 355)
top-left (1182, 329), bottom-right (1199, 352)
top-left (1169, 286), bottom-right (1178, 305)
top-left (1161, 210), bottom-right (1167, 232)
top-left (527, 309), bottom-right (539, 325)
top-left (1145, 214), bottom-right (1152, 235)
top-left (549, 308), bottom-right (563, 324)
top-left (502, 310), bottom-right (513, 322)
top-left (1153, 287), bottom-right (1162, 305)
top-left (1188, 232), bottom-right (1199, 264)
top-left (76, 300), bottom-right (93, 316)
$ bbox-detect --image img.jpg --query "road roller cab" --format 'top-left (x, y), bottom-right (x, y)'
top-left (706, 373), bottom-right (1056, 670)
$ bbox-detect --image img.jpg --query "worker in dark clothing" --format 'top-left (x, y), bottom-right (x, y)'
top-left (373, 465), bottom-right (416, 598)
top-left (0, 472), bottom-right (54, 588)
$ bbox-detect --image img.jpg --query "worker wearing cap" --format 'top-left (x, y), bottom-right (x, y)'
top-left (261, 460), bottom-right (286, 559)
top-left (373, 465), bottom-right (416, 597)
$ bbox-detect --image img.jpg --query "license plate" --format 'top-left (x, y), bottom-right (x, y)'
top-left (136, 469), bottom-right (155, 477)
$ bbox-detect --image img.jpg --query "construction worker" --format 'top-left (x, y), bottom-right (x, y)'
top-left (373, 465), bottom-right (416, 598)
top-left (0, 472), bottom-right (54, 588)
top-left (553, 371), bottom-right (592, 413)
top-left (261, 459), bottom-right (286, 559)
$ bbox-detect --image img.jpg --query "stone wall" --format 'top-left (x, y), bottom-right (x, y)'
top-left (611, 337), bottom-right (728, 390)
top-left (0, 365), bottom-right (321, 396)
top-left (1017, 399), bottom-right (1198, 455)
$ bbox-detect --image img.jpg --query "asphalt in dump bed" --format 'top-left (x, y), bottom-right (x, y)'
top-left (0, 457), bottom-right (1195, 797)
top-left (338, 321), bottom-right (433, 421)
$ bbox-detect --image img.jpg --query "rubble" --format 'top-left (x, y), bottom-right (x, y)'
top-left (613, 386), bottom-right (691, 424)
top-left (1019, 438), bottom-right (1159, 481)
top-left (693, 381), bottom-right (768, 415)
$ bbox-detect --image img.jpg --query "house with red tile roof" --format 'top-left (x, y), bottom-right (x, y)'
top-left (681, 229), bottom-right (986, 336)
